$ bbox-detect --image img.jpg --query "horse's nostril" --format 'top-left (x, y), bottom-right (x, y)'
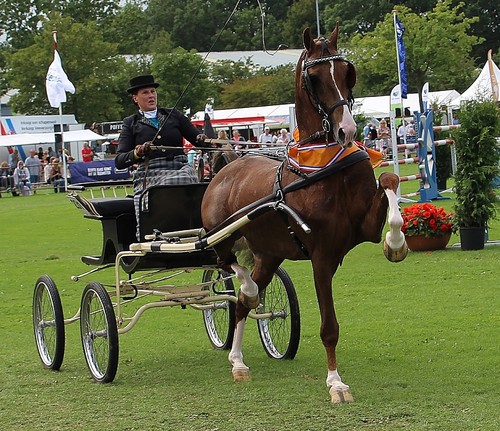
top-left (338, 129), bottom-right (346, 142)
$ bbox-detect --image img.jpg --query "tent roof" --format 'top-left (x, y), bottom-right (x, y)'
top-left (353, 90), bottom-right (460, 118)
top-left (192, 104), bottom-right (294, 127)
top-left (450, 58), bottom-right (500, 106)
top-left (0, 129), bottom-right (106, 147)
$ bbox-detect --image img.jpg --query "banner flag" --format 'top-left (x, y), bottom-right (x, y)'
top-left (395, 15), bottom-right (408, 99)
top-left (422, 82), bottom-right (429, 111)
top-left (46, 50), bottom-right (75, 108)
top-left (390, 84), bottom-right (402, 113)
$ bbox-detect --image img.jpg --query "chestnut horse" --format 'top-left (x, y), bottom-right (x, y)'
top-left (201, 25), bottom-right (408, 403)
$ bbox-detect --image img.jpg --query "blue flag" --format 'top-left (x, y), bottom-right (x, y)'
top-left (395, 16), bottom-right (408, 99)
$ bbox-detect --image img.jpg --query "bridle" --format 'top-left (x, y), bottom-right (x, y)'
top-left (299, 42), bottom-right (355, 146)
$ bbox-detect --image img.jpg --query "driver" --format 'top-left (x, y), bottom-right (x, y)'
top-left (115, 74), bottom-right (207, 239)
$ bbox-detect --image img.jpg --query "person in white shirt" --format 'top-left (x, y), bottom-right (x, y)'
top-left (258, 127), bottom-right (273, 145)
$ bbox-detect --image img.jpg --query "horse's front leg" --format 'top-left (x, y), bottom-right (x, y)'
top-left (227, 263), bottom-right (260, 381)
top-left (379, 173), bottom-right (408, 262)
top-left (312, 261), bottom-right (354, 403)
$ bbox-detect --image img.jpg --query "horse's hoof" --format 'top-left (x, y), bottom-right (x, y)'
top-left (232, 367), bottom-right (251, 382)
top-left (238, 290), bottom-right (260, 309)
top-left (329, 387), bottom-right (354, 404)
top-left (383, 240), bottom-right (408, 262)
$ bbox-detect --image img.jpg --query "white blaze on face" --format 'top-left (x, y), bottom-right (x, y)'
top-left (329, 61), bottom-right (356, 143)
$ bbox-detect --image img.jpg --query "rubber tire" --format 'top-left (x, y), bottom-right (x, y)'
top-left (257, 267), bottom-right (300, 359)
top-left (33, 275), bottom-right (65, 370)
top-left (80, 282), bottom-right (119, 383)
top-left (202, 269), bottom-right (236, 350)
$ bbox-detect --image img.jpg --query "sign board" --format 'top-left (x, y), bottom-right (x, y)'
top-left (69, 160), bottom-right (130, 183)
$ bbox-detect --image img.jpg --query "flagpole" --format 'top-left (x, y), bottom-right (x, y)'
top-left (52, 29), bottom-right (68, 192)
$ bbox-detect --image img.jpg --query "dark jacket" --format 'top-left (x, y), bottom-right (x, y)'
top-left (115, 108), bottom-right (200, 169)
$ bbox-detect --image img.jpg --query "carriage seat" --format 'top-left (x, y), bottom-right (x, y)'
top-left (122, 182), bottom-right (218, 273)
top-left (73, 195), bottom-right (136, 266)
top-left (89, 197), bottom-right (134, 218)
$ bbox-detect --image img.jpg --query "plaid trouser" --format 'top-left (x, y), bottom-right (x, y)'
top-left (133, 157), bottom-right (198, 239)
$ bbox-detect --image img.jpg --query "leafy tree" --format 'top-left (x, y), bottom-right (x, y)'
top-left (282, 0), bottom-right (319, 48)
top-left (219, 65), bottom-right (295, 108)
top-left (102, 2), bottom-right (151, 55)
top-left (0, 0), bottom-right (119, 49)
top-left (151, 48), bottom-right (214, 114)
top-left (348, 1), bottom-right (481, 105)
top-left (6, 15), bottom-right (131, 125)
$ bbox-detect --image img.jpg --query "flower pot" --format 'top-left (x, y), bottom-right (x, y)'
top-left (405, 233), bottom-right (451, 252)
top-left (459, 227), bottom-right (485, 251)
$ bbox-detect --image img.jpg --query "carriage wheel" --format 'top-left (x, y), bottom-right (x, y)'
top-left (80, 282), bottom-right (118, 383)
top-left (256, 267), bottom-right (300, 359)
top-left (202, 269), bottom-right (236, 350)
top-left (33, 275), bottom-right (65, 370)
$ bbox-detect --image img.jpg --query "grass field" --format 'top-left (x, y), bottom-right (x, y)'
top-left (0, 168), bottom-right (499, 430)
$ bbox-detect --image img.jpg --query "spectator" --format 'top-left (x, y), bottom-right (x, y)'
top-left (49, 159), bottom-right (65, 193)
top-left (258, 127), bottom-right (273, 145)
top-left (25, 149), bottom-right (42, 184)
top-left (13, 160), bottom-right (31, 195)
top-left (8, 149), bottom-right (21, 170)
top-left (1, 161), bottom-right (15, 191)
top-left (377, 119), bottom-right (391, 157)
top-left (276, 128), bottom-right (290, 145)
top-left (81, 142), bottom-right (93, 162)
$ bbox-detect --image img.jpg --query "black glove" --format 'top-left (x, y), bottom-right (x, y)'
top-left (196, 134), bottom-right (208, 145)
top-left (134, 141), bottom-right (152, 158)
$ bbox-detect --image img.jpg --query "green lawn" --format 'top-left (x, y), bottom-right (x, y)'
top-left (0, 172), bottom-right (498, 430)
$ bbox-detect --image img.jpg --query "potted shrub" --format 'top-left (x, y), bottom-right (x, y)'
top-left (401, 203), bottom-right (455, 251)
top-left (452, 99), bottom-right (500, 250)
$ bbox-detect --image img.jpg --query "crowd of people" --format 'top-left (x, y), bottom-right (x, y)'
top-left (363, 119), bottom-right (417, 158)
top-left (0, 146), bottom-right (79, 196)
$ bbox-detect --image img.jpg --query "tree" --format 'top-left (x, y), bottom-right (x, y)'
top-left (6, 14), bottom-right (131, 125)
top-left (151, 48), bottom-right (214, 114)
top-left (0, 0), bottom-right (119, 49)
top-left (219, 65), bottom-right (295, 108)
top-left (102, 2), bottom-right (151, 55)
top-left (348, 1), bottom-right (481, 104)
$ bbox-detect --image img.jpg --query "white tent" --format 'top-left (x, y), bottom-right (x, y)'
top-left (0, 129), bottom-right (106, 147)
top-left (353, 90), bottom-right (461, 118)
top-left (451, 55), bottom-right (500, 106)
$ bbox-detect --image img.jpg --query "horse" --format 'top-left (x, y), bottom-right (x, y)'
top-left (200, 24), bottom-right (408, 403)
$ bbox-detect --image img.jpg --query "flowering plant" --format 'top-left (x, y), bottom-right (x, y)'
top-left (401, 203), bottom-right (455, 237)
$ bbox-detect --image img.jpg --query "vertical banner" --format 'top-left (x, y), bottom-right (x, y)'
top-left (422, 82), bottom-right (429, 112)
top-left (390, 84), bottom-right (402, 115)
top-left (393, 12), bottom-right (408, 99)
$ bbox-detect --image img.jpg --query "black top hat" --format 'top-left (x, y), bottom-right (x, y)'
top-left (127, 75), bottom-right (160, 94)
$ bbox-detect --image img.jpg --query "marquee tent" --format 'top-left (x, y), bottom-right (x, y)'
top-left (0, 129), bottom-right (106, 147)
top-left (450, 55), bottom-right (500, 106)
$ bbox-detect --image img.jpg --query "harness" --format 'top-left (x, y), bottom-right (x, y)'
top-left (299, 38), bottom-right (355, 147)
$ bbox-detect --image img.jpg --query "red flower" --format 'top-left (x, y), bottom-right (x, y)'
top-left (401, 203), bottom-right (455, 237)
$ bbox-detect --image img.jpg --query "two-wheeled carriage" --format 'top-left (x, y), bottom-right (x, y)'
top-left (33, 180), bottom-right (301, 383)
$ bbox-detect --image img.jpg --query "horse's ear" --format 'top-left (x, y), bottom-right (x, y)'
top-left (347, 63), bottom-right (356, 89)
top-left (327, 22), bottom-right (340, 52)
top-left (303, 27), bottom-right (313, 52)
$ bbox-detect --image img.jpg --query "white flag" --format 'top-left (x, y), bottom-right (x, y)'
top-left (46, 50), bottom-right (75, 108)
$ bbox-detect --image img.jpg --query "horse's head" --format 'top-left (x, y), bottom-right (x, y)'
top-left (295, 23), bottom-right (357, 146)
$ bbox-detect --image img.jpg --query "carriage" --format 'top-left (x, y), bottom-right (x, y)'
top-left (33, 24), bottom-right (407, 402)
top-left (32, 179), bottom-right (301, 383)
